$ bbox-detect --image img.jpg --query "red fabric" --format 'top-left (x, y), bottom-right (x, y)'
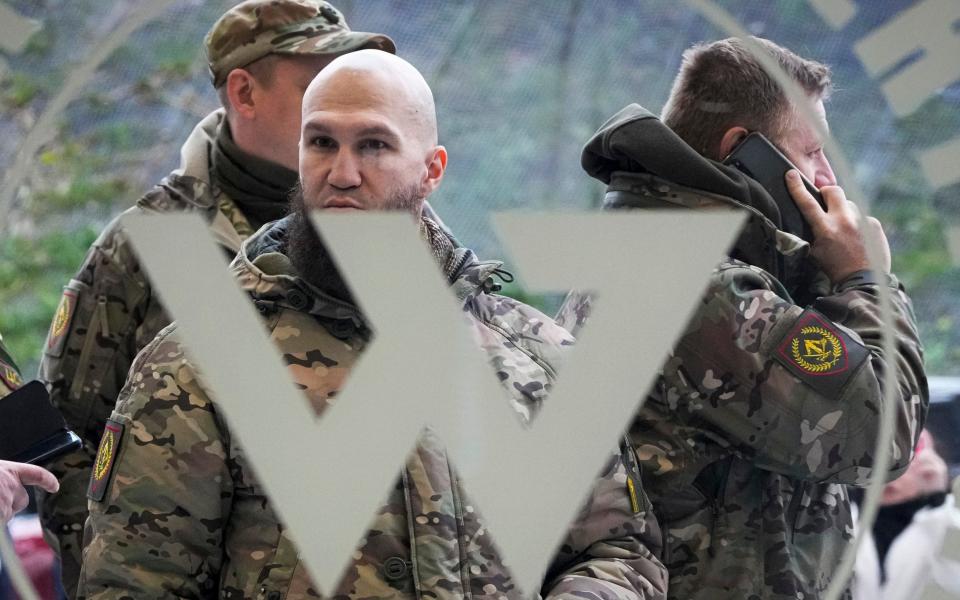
top-left (12, 533), bottom-right (57, 600)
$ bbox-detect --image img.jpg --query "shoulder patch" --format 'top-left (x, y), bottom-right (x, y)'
top-left (774, 310), bottom-right (869, 398)
top-left (0, 359), bottom-right (22, 392)
top-left (45, 282), bottom-right (82, 358)
top-left (88, 419), bottom-right (124, 502)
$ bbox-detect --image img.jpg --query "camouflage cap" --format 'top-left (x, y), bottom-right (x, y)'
top-left (205, 0), bottom-right (396, 88)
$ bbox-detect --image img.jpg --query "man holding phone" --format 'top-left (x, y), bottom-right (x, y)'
top-left (1, 336), bottom-right (59, 524)
top-left (667, 45), bottom-right (891, 283)
top-left (558, 36), bottom-right (927, 599)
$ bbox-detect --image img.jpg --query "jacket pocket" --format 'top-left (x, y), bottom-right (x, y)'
top-left (40, 277), bottom-right (133, 441)
top-left (68, 293), bottom-right (109, 402)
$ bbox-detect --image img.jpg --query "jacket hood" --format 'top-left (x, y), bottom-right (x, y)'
top-left (178, 109), bottom-right (221, 182)
top-left (136, 109), bottom-right (247, 252)
top-left (230, 214), bottom-right (504, 327)
top-left (582, 104), bottom-right (820, 293)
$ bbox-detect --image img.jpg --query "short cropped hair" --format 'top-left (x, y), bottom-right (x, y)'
top-left (215, 54), bottom-right (280, 113)
top-left (661, 36), bottom-right (832, 160)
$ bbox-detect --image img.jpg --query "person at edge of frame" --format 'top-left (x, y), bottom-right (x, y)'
top-left (76, 50), bottom-right (669, 599)
top-left (35, 1), bottom-right (399, 596)
top-left (555, 36), bottom-right (928, 600)
top-left (851, 429), bottom-right (960, 599)
top-left (0, 334), bottom-right (60, 598)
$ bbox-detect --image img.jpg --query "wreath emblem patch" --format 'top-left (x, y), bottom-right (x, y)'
top-left (94, 429), bottom-right (115, 481)
top-left (88, 419), bottom-right (124, 502)
top-left (0, 361), bottom-right (22, 391)
top-left (790, 324), bottom-right (844, 374)
top-left (45, 282), bottom-right (82, 358)
top-left (774, 310), bottom-right (869, 397)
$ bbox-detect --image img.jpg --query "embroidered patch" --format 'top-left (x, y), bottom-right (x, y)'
top-left (46, 284), bottom-right (80, 358)
top-left (774, 310), bottom-right (869, 398)
top-left (88, 419), bottom-right (123, 502)
top-left (0, 360), bottom-right (22, 391)
top-left (789, 323), bottom-right (845, 374)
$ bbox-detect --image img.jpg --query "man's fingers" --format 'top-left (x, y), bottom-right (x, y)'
top-left (12, 485), bottom-right (29, 514)
top-left (819, 185), bottom-right (858, 221)
top-left (785, 170), bottom-right (824, 225)
top-left (13, 462), bottom-right (60, 493)
top-left (864, 217), bottom-right (893, 274)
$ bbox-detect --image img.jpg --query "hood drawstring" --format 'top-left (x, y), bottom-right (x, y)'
top-left (482, 267), bottom-right (514, 294)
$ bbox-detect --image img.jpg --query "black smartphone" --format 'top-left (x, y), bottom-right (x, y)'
top-left (0, 380), bottom-right (82, 465)
top-left (12, 430), bottom-right (82, 465)
top-left (723, 132), bottom-right (825, 242)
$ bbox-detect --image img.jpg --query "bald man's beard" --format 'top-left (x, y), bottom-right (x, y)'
top-left (285, 183), bottom-right (423, 304)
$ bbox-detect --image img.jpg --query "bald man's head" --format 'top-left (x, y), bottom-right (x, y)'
top-left (303, 49), bottom-right (438, 147)
top-left (297, 49), bottom-right (447, 215)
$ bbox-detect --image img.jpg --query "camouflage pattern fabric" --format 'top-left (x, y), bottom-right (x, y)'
top-left (557, 107), bottom-right (928, 600)
top-left (77, 215), bottom-right (668, 600)
top-left (35, 109), bottom-right (257, 598)
top-left (0, 334), bottom-right (24, 399)
top-left (205, 0), bottom-right (395, 87)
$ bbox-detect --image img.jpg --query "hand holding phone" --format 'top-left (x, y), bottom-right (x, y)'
top-left (723, 132), bottom-right (825, 241)
top-left (785, 170), bottom-right (891, 282)
top-left (0, 380), bottom-right (82, 465)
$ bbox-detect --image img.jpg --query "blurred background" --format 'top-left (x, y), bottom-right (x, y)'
top-left (1, 2), bottom-right (959, 594)
top-left (1, 1), bottom-right (957, 378)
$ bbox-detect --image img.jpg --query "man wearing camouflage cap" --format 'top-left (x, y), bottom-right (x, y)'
top-left (557, 37), bottom-right (928, 599)
top-left (36, 1), bottom-right (393, 595)
top-left (77, 50), bottom-right (669, 600)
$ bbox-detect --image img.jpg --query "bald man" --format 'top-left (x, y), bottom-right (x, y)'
top-left (77, 51), bottom-right (668, 600)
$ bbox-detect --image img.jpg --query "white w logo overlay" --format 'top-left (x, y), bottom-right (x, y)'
top-left (121, 211), bottom-right (744, 596)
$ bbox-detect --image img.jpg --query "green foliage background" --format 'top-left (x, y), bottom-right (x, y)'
top-left (1, 0), bottom-right (958, 376)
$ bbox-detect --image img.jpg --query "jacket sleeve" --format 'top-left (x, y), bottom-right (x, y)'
top-left (39, 209), bottom-right (169, 592)
top-left (77, 327), bottom-right (232, 600)
top-left (650, 262), bottom-right (927, 485)
top-left (36, 211), bottom-right (172, 594)
top-left (553, 291), bottom-right (591, 339)
top-left (541, 446), bottom-right (668, 600)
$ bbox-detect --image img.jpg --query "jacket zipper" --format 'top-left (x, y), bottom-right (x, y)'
top-left (447, 250), bottom-right (474, 284)
top-left (449, 468), bottom-right (472, 599)
top-left (786, 479), bottom-right (807, 544)
top-left (707, 457), bottom-right (733, 558)
top-left (400, 468), bottom-right (424, 600)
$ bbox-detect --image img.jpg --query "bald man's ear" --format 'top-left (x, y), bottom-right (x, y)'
top-left (718, 126), bottom-right (749, 160)
top-left (421, 146), bottom-right (447, 197)
top-left (225, 68), bottom-right (258, 120)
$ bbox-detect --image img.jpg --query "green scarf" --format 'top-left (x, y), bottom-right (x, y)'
top-left (211, 121), bottom-right (298, 229)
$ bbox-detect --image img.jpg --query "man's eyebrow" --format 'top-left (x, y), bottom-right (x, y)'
top-left (302, 121), bottom-right (331, 135)
top-left (356, 125), bottom-right (401, 141)
top-left (301, 121), bottom-right (401, 142)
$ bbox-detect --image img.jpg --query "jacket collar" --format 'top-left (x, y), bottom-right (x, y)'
top-left (230, 214), bottom-right (503, 323)
top-left (137, 109), bottom-right (253, 252)
top-left (581, 104), bottom-right (822, 296)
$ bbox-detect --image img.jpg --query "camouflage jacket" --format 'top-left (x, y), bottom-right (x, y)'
top-left (557, 105), bottom-right (928, 600)
top-left (0, 334), bottom-right (24, 399)
top-left (37, 109), bottom-right (258, 597)
top-left (78, 216), bottom-right (669, 600)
